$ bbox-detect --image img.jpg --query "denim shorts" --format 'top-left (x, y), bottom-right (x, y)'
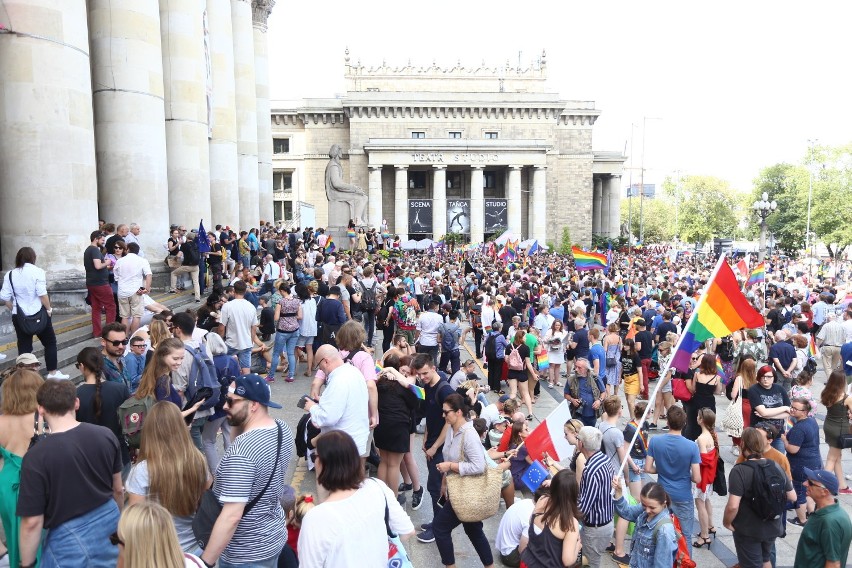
top-left (628, 457), bottom-right (646, 483)
top-left (297, 335), bottom-right (314, 348)
top-left (229, 347), bottom-right (251, 369)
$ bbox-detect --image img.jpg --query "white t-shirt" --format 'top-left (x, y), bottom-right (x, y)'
top-left (416, 311), bottom-right (444, 346)
top-left (413, 276), bottom-right (425, 294)
top-left (113, 253), bottom-right (152, 298)
top-left (298, 479), bottom-right (414, 568)
top-left (495, 498), bottom-right (535, 555)
top-left (126, 461), bottom-right (197, 552)
top-left (219, 298), bottom-right (258, 350)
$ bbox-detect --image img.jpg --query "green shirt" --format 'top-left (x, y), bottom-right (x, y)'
top-left (524, 333), bottom-right (539, 355)
top-left (793, 500), bottom-right (852, 568)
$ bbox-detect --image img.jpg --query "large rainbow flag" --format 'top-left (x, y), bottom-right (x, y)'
top-left (571, 246), bottom-right (608, 271)
top-left (324, 236), bottom-right (336, 253)
top-left (746, 262), bottom-right (765, 287)
top-left (671, 259), bottom-right (765, 372)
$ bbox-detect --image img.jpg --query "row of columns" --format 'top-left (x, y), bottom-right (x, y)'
top-left (0, 0), bottom-right (274, 272)
top-left (592, 175), bottom-right (623, 238)
top-left (367, 164), bottom-right (547, 243)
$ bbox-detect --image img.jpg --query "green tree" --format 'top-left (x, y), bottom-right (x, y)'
top-left (558, 226), bottom-right (572, 255)
top-left (809, 143), bottom-right (852, 258)
top-left (620, 194), bottom-right (676, 244)
top-left (748, 163), bottom-right (808, 254)
top-left (675, 175), bottom-right (738, 244)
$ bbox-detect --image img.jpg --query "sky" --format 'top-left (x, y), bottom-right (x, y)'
top-left (267, 1), bottom-right (852, 194)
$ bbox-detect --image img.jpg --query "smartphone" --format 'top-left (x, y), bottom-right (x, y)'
top-left (436, 495), bottom-right (447, 508)
top-left (296, 395), bottom-right (311, 410)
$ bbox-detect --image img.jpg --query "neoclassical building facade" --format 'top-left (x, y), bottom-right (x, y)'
top-left (271, 51), bottom-right (626, 246)
top-left (0, 0), bottom-right (275, 278)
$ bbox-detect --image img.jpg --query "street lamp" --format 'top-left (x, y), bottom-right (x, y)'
top-left (752, 192), bottom-right (777, 262)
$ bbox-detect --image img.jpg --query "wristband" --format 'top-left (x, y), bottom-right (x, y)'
top-left (201, 559), bottom-right (215, 568)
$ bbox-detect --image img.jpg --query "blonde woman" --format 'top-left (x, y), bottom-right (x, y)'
top-left (126, 402), bottom-right (210, 552)
top-left (115, 501), bottom-right (204, 567)
top-left (543, 320), bottom-right (567, 388)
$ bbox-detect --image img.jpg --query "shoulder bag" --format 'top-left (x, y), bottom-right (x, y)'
top-left (838, 395), bottom-right (852, 449)
top-left (721, 389), bottom-right (744, 438)
top-left (671, 377), bottom-right (693, 403)
top-left (9, 272), bottom-right (49, 336)
top-left (374, 480), bottom-right (414, 568)
top-left (193, 422), bottom-right (282, 549)
top-left (444, 429), bottom-right (503, 522)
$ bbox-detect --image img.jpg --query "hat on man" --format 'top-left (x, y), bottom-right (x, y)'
top-left (187, 231), bottom-right (197, 240)
top-left (16, 353), bottom-right (39, 366)
top-left (232, 374), bottom-right (282, 409)
top-left (498, 394), bottom-right (511, 404)
top-left (803, 467), bottom-right (839, 495)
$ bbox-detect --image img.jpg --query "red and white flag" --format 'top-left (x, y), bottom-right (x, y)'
top-left (735, 259), bottom-right (748, 277)
top-left (524, 400), bottom-right (575, 462)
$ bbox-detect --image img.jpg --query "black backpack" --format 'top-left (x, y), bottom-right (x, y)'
top-left (718, 336), bottom-right (735, 362)
top-left (484, 332), bottom-right (498, 360)
top-left (360, 280), bottom-right (378, 312)
top-left (376, 299), bottom-right (392, 330)
top-left (744, 460), bottom-right (787, 521)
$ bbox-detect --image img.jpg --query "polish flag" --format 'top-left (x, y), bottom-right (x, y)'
top-left (524, 400), bottom-right (575, 462)
top-left (735, 259), bottom-right (748, 277)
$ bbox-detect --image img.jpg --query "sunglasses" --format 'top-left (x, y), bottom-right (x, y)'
top-left (106, 339), bottom-right (129, 347)
top-left (442, 409), bottom-right (456, 416)
top-left (225, 396), bottom-right (247, 407)
top-left (109, 532), bottom-right (124, 546)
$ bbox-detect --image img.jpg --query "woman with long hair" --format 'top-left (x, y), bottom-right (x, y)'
top-left (373, 364), bottom-right (420, 500)
top-left (75, 346), bottom-right (132, 473)
top-left (602, 323), bottom-right (622, 396)
top-left (684, 353), bottom-right (722, 441)
top-left (0, 370), bottom-right (44, 567)
top-left (126, 402), bottom-right (210, 551)
top-left (432, 394), bottom-right (494, 567)
top-left (135, 339), bottom-right (203, 419)
top-left (506, 330), bottom-right (535, 421)
top-left (693, 408), bottom-right (718, 548)
top-left (728, 357), bottom-right (757, 453)
top-left (295, 282), bottom-right (318, 377)
top-left (298, 431), bottom-right (414, 566)
top-left (820, 369), bottom-right (852, 493)
top-left (506, 420), bottom-right (534, 490)
top-left (610, 481), bottom-right (678, 568)
top-left (519, 469), bottom-right (582, 568)
top-left (114, 501), bottom-right (203, 567)
top-left (268, 282), bottom-right (303, 383)
top-left (543, 319), bottom-right (567, 389)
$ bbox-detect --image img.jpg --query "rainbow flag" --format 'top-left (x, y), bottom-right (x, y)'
top-left (808, 334), bottom-right (819, 357)
top-left (374, 361), bottom-right (383, 375)
top-left (716, 355), bottom-right (727, 384)
top-left (324, 236), bottom-right (336, 253)
top-left (746, 262), bottom-right (765, 287)
top-left (572, 246), bottom-right (608, 271)
top-left (506, 240), bottom-right (518, 260)
top-left (536, 352), bottom-right (550, 371)
top-left (671, 259), bottom-right (765, 372)
top-left (347, 229), bottom-right (357, 239)
top-left (408, 383), bottom-right (426, 400)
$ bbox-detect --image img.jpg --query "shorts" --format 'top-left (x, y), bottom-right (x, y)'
top-left (507, 369), bottom-right (527, 383)
top-left (732, 532), bottom-right (773, 567)
top-left (374, 420), bottom-right (410, 453)
top-left (623, 373), bottom-right (640, 395)
top-left (118, 293), bottom-right (144, 319)
top-left (628, 457), bottom-right (646, 483)
top-left (228, 347), bottom-right (251, 369)
top-left (693, 485), bottom-right (714, 501)
top-left (297, 335), bottom-right (314, 348)
top-left (661, 378), bottom-right (672, 394)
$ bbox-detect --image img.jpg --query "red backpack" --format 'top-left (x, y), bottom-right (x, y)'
top-left (652, 512), bottom-right (696, 568)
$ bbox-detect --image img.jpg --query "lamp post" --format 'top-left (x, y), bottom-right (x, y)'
top-left (752, 192), bottom-right (777, 262)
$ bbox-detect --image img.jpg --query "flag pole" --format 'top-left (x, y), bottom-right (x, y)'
top-left (616, 254), bottom-right (729, 484)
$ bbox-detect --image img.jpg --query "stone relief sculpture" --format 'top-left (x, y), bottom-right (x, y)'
top-left (325, 144), bottom-right (368, 226)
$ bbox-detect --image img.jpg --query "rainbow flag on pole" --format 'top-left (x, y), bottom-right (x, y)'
top-left (808, 334), bottom-right (819, 357)
top-left (324, 236), bottom-right (336, 253)
top-left (746, 262), bottom-right (765, 287)
top-left (671, 259), bottom-right (765, 372)
top-left (571, 246), bottom-right (608, 271)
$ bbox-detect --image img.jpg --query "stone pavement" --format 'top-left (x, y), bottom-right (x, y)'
top-left (265, 332), bottom-right (852, 568)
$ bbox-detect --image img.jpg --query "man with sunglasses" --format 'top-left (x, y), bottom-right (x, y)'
top-left (793, 468), bottom-right (852, 568)
top-left (101, 321), bottom-right (131, 389)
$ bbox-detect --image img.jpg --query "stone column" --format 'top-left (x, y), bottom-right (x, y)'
top-left (88, 0), bottom-right (170, 260)
top-left (600, 180), bottom-right (611, 237)
top-left (207, 0), bottom-right (240, 229)
top-left (394, 166), bottom-right (408, 241)
top-left (160, 0), bottom-right (212, 227)
top-left (608, 175), bottom-right (622, 238)
top-left (592, 177), bottom-right (603, 235)
top-left (432, 166), bottom-right (447, 239)
top-left (252, 0), bottom-right (274, 224)
top-left (0, 0), bottom-right (100, 275)
top-left (507, 166), bottom-right (522, 237)
top-left (531, 167), bottom-right (547, 244)
top-left (368, 166), bottom-right (383, 230)
top-left (231, 0), bottom-right (259, 230)
top-left (470, 166), bottom-right (485, 244)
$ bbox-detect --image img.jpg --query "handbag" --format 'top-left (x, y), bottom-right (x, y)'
top-left (721, 391), bottom-right (744, 438)
top-left (28, 410), bottom-right (49, 449)
top-left (444, 430), bottom-right (503, 522)
top-left (9, 272), bottom-right (49, 336)
top-left (192, 422), bottom-right (282, 549)
top-left (375, 480), bottom-right (414, 568)
top-left (712, 453), bottom-right (727, 496)
top-left (671, 378), bottom-right (692, 403)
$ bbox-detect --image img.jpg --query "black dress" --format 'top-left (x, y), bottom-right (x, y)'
top-left (685, 374), bottom-right (718, 440)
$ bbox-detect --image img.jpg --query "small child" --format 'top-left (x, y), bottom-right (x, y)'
top-left (790, 370), bottom-right (817, 419)
top-left (286, 493), bottom-right (316, 560)
top-left (122, 336), bottom-right (146, 393)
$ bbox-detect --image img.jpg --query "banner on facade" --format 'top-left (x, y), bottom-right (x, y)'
top-left (484, 199), bottom-right (508, 233)
top-left (446, 199), bottom-right (471, 235)
top-left (409, 199), bottom-right (433, 234)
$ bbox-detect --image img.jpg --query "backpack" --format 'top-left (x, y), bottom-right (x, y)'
top-left (652, 513), bottom-right (696, 568)
top-left (185, 344), bottom-right (221, 412)
top-left (360, 280), bottom-right (378, 312)
top-left (440, 323), bottom-right (459, 352)
top-left (718, 336), bottom-right (735, 362)
top-left (803, 355), bottom-right (817, 375)
top-left (743, 459), bottom-right (787, 521)
top-left (212, 355), bottom-right (239, 414)
top-left (470, 304), bottom-right (483, 329)
top-left (376, 299), bottom-right (391, 330)
top-left (484, 332), bottom-right (498, 360)
top-left (507, 344), bottom-right (524, 371)
top-left (117, 395), bottom-right (155, 449)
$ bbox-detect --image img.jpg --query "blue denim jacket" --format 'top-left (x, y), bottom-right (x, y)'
top-left (613, 497), bottom-right (678, 568)
top-left (122, 352), bottom-right (146, 394)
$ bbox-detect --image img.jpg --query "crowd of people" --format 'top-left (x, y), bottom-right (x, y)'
top-left (1, 223), bottom-right (852, 568)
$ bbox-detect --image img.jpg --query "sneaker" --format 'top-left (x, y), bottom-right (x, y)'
top-left (648, 422), bottom-right (658, 430)
top-left (285, 377), bottom-right (295, 383)
top-left (412, 487), bottom-right (424, 510)
top-left (420, 522), bottom-right (432, 531)
top-left (788, 517), bottom-right (807, 526)
top-left (47, 370), bottom-right (70, 380)
top-left (661, 424), bottom-right (670, 431)
top-left (611, 552), bottom-right (630, 564)
top-left (0, 353), bottom-right (6, 361)
top-left (265, 375), bottom-right (275, 383)
top-left (397, 493), bottom-right (407, 506)
top-left (839, 487), bottom-right (852, 495)
top-left (416, 528), bottom-right (435, 543)
top-left (399, 483), bottom-right (413, 492)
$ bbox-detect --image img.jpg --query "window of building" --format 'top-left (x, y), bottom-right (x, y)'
top-left (484, 171), bottom-right (496, 189)
top-left (283, 201), bottom-right (293, 220)
top-left (447, 171), bottom-right (463, 190)
top-left (273, 201), bottom-right (283, 223)
top-left (273, 138), bottom-right (290, 154)
top-left (411, 132), bottom-right (426, 139)
top-left (448, 131), bottom-right (462, 139)
top-left (484, 131), bottom-right (499, 139)
top-left (273, 171), bottom-right (293, 192)
top-left (409, 171), bottom-right (427, 189)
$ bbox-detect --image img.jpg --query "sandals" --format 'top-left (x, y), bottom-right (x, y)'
top-left (545, 382), bottom-right (554, 389)
top-left (692, 537), bottom-right (711, 549)
top-left (555, 381), bottom-right (564, 387)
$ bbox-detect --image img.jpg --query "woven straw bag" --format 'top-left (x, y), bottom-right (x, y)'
top-left (445, 429), bottom-right (503, 522)
top-left (721, 393), bottom-right (744, 438)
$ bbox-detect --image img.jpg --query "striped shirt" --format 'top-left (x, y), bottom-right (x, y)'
top-left (579, 451), bottom-right (615, 526)
top-left (213, 419), bottom-right (294, 563)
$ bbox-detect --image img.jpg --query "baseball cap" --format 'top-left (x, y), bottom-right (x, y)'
top-left (803, 467), bottom-right (839, 495)
top-left (493, 416), bottom-right (510, 426)
top-left (498, 394), bottom-right (511, 403)
top-left (231, 374), bottom-right (282, 409)
top-left (16, 353), bottom-right (39, 366)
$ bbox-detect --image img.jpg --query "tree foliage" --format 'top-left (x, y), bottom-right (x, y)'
top-left (674, 175), bottom-right (738, 244)
top-left (620, 194), bottom-right (676, 244)
top-left (809, 143), bottom-right (852, 258)
top-left (558, 226), bottom-right (572, 255)
top-left (748, 163), bottom-right (808, 254)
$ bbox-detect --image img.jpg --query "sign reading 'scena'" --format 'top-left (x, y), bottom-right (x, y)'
top-left (411, 152), bottom-right (500, 164)
top-left (446, 200), bottom-right (471, 234)
top-left (409, 200), bottom-right (433, 234)
top-left (484, 199), bottom-right (508, 233)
